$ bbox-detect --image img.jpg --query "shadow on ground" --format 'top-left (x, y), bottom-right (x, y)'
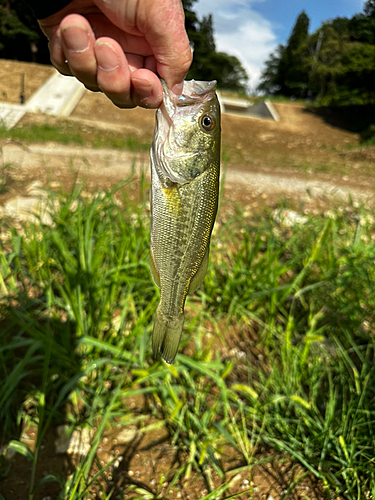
top-left (304, 103), bottom-right (375, 135)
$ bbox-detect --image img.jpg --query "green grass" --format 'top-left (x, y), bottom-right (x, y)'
top-left (0, 180), bottom-right (375, 499)
top-left (0, 123), bottom-right (150, 151)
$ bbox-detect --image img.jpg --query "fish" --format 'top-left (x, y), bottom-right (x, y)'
top-left (150, 79), bottom-right (221, 364)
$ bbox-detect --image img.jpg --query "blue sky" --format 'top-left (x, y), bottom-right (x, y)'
top-left (194, 0), bottom-right (366, 90)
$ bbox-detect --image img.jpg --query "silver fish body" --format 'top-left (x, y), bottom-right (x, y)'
top-left (150, 80), bottom-right (221, 363)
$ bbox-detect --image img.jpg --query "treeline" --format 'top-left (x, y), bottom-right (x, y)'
top-left (182, 0), bottom-right (248, 92)
top-left (0, 0), bottom-right (249, 93)
top-left (259, 0), bottom-right (375, 104)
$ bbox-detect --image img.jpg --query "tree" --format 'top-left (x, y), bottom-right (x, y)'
top-left (338, 42), bottom-right (375, 102)
top-left (258, 7), bottom-right (375, 104)
top-left (364, 0), bottom-right (375, 17)
top-left (309, 23), bottom-right (349, 102)
top-left (257, 44), bottom-right (285, 94)
top-left (279, 11), bottom-right (310, 97)
top-left (204, 52), bottom-right (248, 92)
top-left (0, 0), bottom-right (50, 62)
top-left (258, 11), bottom-right (310, 97)
top-left (348, 13), bottom-right (375, 44)
top-left (181, 1), bottom-right (249, 93)
top-left (285, 10), bottom-right (310, 52)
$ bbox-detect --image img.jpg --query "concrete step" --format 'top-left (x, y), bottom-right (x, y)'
top-left (0, 102), bottom-right (26, 129)
top-left (25, 71), bottom-right (86, 116)
top-left (1, 70), bottom-right (86, 129)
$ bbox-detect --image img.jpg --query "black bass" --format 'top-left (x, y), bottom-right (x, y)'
top-left (150, 80), bottom-right (221, 363)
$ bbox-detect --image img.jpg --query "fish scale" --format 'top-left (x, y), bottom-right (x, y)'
top-left (150, 80), bottom-right (221, 363)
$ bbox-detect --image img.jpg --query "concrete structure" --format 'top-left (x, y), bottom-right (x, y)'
top-left (0, 102), bottom-right (27, 129)
top-left (0, 73), bottom-right (279, 128)
top-left (0, 71), bottom-right (86, 129)
top-left (218, 93), bottom-right (279, 121)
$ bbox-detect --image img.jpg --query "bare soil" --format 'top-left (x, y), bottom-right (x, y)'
top-left (0, 59), bottom-right (372, 500)
top-left (0, 60), bottom-right (54, 104)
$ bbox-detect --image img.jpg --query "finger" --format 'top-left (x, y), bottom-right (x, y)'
top-left (131, 69), bottom-right (163, 108)
top-left (120, 54), bottom-right (162, 108)
top-left (93, 0), bottom-right (192, 90)
top-left (144, 55), bottom-right (158, 74)
top-left (60, 14), bottom-right (99, 91)
top-left (48, 27), bottom-right (73, 76)
top-left (94, 38), bottom-right (135, 108)
top-left (85, 13), bottom-right (153, 57)
top-left (137, 0), bottom-right (192, 90)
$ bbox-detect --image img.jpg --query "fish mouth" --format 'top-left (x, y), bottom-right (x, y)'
top-left (152, 80), bottom-right (217, 186)
top-left (163, 79), bottom-right (217, 111)
top-left (157, 79), bottom-right (217, 138)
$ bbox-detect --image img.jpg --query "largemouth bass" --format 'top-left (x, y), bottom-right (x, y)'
top-left (150, 80), bottom-right (221, 364)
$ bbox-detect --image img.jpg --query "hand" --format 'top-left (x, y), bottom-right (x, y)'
top-left (38, 0), bottom-right (192, 109)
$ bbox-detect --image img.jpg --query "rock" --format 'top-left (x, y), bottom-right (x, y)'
top-left (116, 427), bottom-right (138, 444)
top-left (0, 444), bottom-right (16, 460)
top-left (55, 425), bottom-right (91, 456)
top-left (26, 181), bottom-right (48, 198)
top-left (273, 209), bottom-right (308, 227)
top-left (4, 196), bottom-right (55, 226)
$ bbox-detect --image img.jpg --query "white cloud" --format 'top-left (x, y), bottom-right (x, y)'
top-left (194, 0), bottom-right (277, 91)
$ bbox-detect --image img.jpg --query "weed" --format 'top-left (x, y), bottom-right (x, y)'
top-left (0, 147), bottom-right (15, 194)
top-left (0, 184), bottom-right (375, 499)
top-left (0, 123), bottom-right (150, 151)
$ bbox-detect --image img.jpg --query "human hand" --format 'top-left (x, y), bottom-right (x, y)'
top-left (38, 0), bottom-right (192, 109)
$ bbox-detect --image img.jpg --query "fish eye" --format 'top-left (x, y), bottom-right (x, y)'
top-left (200, 114), bottom-right (215, 132)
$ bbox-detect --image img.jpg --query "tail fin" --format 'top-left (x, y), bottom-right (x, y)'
top-left (152, 309), bottom-right (185, 364)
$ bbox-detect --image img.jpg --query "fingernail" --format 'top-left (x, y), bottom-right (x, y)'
top-left (132, 78), bottom-right (152, 97)
top-left (62, 25), bottom-right (89, 53)
top-left (95, 42), bottom-right (120, 71)
top-left (171, 82), bottom-right (184, 96)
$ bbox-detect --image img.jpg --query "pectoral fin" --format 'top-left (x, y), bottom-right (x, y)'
top-left (189, 247), bottom-right (209, 294)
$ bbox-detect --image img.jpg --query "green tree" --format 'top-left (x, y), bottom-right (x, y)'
top-left (259, 7), bottom-right (375, 104)
top-left (258, 11), bottom-right (310, 97)
top-left (337, 42), bottom-right (375, 103)
top-left (309, 23), bottom-right (349, 102)
top-left (279, 10), bottom-right (310, 96)
top-left (311, 17), bottom-right (375, 104)
top-left (0, 0), bottom-right (49, 62)
top-left (187, 13), bottom-right (216, 77)
top-left (204, 51), bottom-right (248, 92)
top-left (348, 13), bottom-right (375, 44)
top-left (257, 44), bottom-right (285, 94)
top-left (364, 0), bottom-right (375, 17)
top-left (181, 2), bottom-right (249, 92)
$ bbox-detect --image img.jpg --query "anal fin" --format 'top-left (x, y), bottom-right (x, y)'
top-left (150, 248), bottom-right (160, 288)
top-left (189, 247), bottom-right (209, 294)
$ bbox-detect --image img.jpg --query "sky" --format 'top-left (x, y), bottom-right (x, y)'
top-left (193, 0), bottom-right (367, 91)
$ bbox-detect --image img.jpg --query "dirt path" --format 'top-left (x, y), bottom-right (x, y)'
top-left (2, 59), bottom-right (375, 213)
top-left (2, 142), bottom-right (374, 207)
